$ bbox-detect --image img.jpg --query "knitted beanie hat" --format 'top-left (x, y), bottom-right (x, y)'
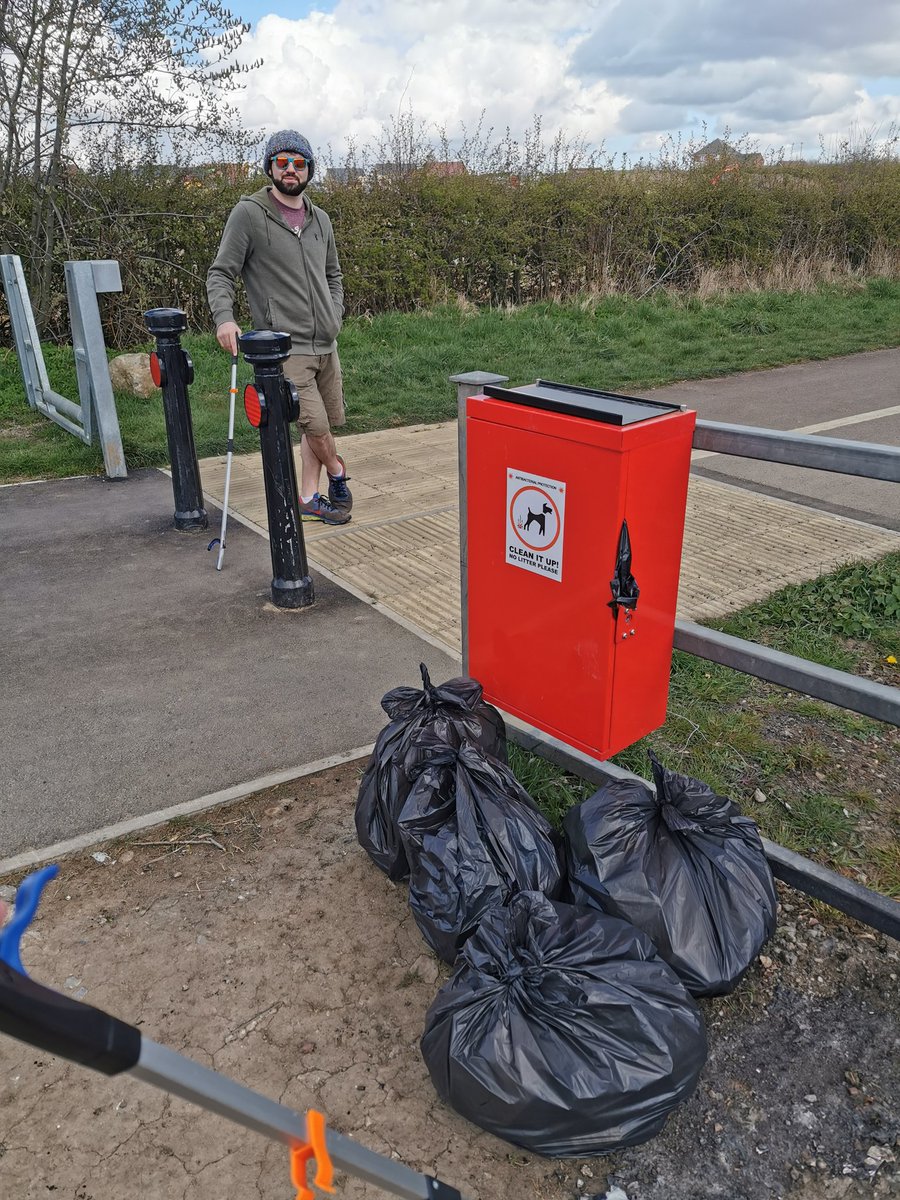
top-left (263, 130), bottom-right (315, 179)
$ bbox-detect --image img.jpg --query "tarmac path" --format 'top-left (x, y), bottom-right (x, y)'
top-left (641, 347), bottom-right (899, 530)
top-left (0, 470), bottom-right (459, 862)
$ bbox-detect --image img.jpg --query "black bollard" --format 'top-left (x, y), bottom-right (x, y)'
top-left (144, 308), bottom-right (208, 531)
top-left (239, 330), bottom-right (314, 610)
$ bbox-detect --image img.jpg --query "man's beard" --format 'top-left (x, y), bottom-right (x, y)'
top-left (272, 175), bottom-right (307, 197)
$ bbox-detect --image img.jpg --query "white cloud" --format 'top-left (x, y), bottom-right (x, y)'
top-left (573, 0), bottom-right (896, 77)
top-left (229, 0), bottom-right (900, 163)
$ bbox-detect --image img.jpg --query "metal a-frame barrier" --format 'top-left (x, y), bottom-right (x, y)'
top-left (1, 254), bottom-right (126, 478)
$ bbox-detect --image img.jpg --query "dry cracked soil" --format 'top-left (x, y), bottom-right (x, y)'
top-left (0, 762), bottom-right (898, 1200)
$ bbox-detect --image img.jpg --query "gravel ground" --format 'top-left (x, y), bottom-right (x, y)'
top-left (0, 763), bottom-right (897, 1200)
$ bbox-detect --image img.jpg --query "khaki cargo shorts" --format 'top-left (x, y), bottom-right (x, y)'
top-left (282, 351), bottom-right (346, 437)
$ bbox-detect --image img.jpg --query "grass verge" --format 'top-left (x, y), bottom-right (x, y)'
top-left (1, 280), bottom-right (899, 483)
top-left (511, 551), bottom-right (900, 898)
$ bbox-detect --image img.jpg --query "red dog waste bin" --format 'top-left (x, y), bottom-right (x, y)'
top-left (465, 380), bottom-right (696, 760)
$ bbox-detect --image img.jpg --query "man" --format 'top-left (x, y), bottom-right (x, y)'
top-left (207, 129), bottom-right (352, 525)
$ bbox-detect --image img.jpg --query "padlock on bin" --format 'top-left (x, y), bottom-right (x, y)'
top-left (465, 379), bottom-right (696, 761)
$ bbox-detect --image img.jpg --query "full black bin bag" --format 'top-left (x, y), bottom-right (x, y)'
top-left (564, 752), bottom-right (777, 996)
top-left (355, 664), bottom-right (507, 880)
top-left (421, 890), bottom-right (707, 1156)
top-left (398, 741), bottom-right (562, 963)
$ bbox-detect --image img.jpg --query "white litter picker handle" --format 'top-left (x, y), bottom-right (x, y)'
top-left (215, 353), bottom-right (239, 571)
top-left (0, 868), bottom-right (468, 1200)
top-left (0, 963), bottom-right (466, 1199)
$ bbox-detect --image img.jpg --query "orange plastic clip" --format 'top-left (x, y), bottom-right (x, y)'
top-left (289, 1110), bottom-right (335, 1200)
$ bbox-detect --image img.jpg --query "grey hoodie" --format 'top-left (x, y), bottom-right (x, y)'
top-left (206, 186), bottom-right (344, 356)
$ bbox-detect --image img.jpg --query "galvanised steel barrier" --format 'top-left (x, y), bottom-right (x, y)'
top-left (692, 420), bottom-right (900, 481)
top-left (673, 422), bottom-right (900, 728)
top-left (1, 254), bottom-right (126, 478)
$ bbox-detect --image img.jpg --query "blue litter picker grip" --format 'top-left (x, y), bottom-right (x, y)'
top-left (0, 867), bottom-right (141, 1075)
top-left (0, 864), bottom-right (58, 974)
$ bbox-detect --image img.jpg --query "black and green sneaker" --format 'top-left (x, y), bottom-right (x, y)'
top-left (327, 454), bottom-right (353, 513)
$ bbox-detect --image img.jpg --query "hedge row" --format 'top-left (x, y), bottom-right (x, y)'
top-left (2, 158), bottom-right (898, 348)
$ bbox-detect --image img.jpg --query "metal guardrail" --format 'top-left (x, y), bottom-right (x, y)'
top-left (678, 417), bottom-right (899, 733)
top-left (673, 621), bottom-right (900, 726)
top-left (0, 254), bottom-right (126, 478)
top-left (682, 417), bottom-right (899, 936)
top-left (502, 726), bottom-right (899, 941)
top-left (693, 420), bottom-right (900, 481)
top-left (666, 418), bottom-right (898, 936)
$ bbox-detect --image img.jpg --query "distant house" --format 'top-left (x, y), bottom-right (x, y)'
top-left (325, 166), bottom-right (366, 186)
top-left (422, 160), bottom-right (467, 178)
top-left (371, 161), bottom-right (410, 181)
top-left (181, 162), bottom-right (255, 188)
top-left (692, 139), bottom-right (765, 168)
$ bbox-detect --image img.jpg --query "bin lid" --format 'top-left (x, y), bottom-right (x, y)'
top-left (482, 379), bottom-right (684, 426)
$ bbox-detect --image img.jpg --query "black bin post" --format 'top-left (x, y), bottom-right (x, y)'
top-left (144, 308), bottom-right (208, 531)
top-left (240, 330), bottom-right (314, 610)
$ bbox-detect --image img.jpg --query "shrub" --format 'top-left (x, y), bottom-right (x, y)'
top-left (1, 155), bottom-right (898, 349)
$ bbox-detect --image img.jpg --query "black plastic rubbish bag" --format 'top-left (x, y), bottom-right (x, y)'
top-left (421, 890), bottom-right (707, 1156)
top-left (564, 751), bottom-right (777, 996)
top-left (355, 664), bottom-right (506, 881)
top-left (398, 740), bottom-right (562, 963)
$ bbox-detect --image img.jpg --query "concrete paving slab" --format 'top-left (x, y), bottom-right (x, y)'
top-left (7, 352), bottom-right (898, 857)
top-left (691, 411), bottom-right (900, 529)
top-left (679, 478), bottom-right (900, 619)
top-left (0, 470), bottom-right (458, 857)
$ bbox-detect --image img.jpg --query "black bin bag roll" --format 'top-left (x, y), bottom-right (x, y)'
top-left (564, 751), bottom-right (777, 997)
top-left (398, 740), bottom-right (562, 963)
top-left (355, 663), bottom-right (507, 881)
top-left (421, 890), bottom-right (707, 1157)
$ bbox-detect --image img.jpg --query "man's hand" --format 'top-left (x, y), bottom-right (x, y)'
top-left (216, 321), bottom-right (242, 354)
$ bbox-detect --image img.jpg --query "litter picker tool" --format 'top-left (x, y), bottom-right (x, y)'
top-left (0, 867), bottom-right (467, 1200)
top-left (208, 352), bottom-right (239, 570)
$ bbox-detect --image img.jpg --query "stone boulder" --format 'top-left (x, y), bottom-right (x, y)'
top-left (108, 352), bottom-right (157, 399)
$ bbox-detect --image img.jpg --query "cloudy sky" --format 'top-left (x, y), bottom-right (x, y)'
top-left (227, 0), bottom-right (900, 165)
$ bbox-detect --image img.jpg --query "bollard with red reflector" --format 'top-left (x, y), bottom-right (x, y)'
top-left (239, 330), bottom-right (314, 610)
top-left (144, 308), bottom-right (208, 531)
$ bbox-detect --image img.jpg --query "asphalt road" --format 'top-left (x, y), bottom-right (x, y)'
top-left (642, 347), bottom-right (900, 530)
top-left (0, 470), bottom-right (458, 860)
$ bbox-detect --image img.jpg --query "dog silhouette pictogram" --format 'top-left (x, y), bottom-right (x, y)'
top-left (524, 502), bottom-right (553, 538)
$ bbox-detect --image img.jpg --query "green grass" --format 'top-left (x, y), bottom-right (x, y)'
top-left (515, 551), bottom-right (900, 898)
top-left (2, 279), bottom-right (899, 482)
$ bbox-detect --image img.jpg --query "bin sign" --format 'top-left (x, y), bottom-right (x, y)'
top-left (506, 469), bottom-right (566, 582)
